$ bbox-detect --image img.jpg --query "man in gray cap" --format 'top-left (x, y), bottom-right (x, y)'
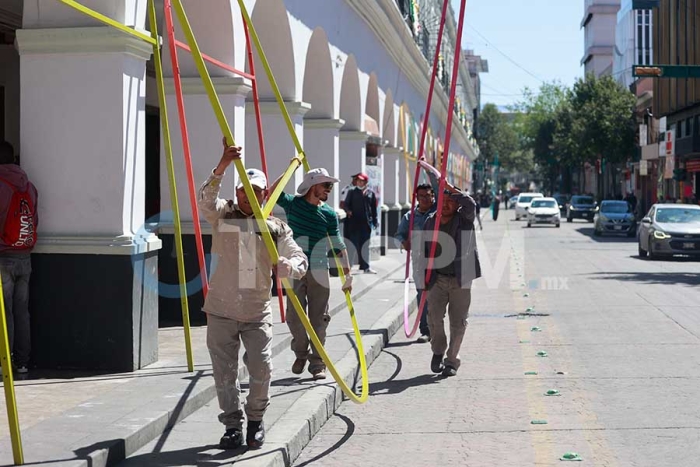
top-left (270, 166), bottom-right (352, 381)
top-left (199, 139), bottom-right (308, 450)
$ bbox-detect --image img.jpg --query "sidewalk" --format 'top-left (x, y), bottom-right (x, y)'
top-left (0, 250), bottom-right (408, 467)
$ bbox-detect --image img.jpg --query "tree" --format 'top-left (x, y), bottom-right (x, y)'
top-left (511, 82), bottom-right (570, 193)
top-left (567, 74), bottom-right (636, 166)
top-left (476, 103), bottom-right (520, 171)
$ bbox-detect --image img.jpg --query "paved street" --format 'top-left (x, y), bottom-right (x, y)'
top-left (293, 208), bottom-right (700, 467)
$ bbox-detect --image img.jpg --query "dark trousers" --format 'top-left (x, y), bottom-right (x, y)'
top-left (348, 226), bottom-right (372, 270)
top-left (417, 288), bottom-right (430, 336)
top-left (0, 255), bottom-right (32, 367)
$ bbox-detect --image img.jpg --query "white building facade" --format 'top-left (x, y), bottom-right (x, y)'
top-left (0, 0), bottom-right (481, 370)
top-left (613, 0), bottom-right (653, 88)
top-left (581, 0), bottom-right (621, 77)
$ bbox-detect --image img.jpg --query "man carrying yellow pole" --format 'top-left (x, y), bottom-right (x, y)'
top-left (198, 139), bottom-right (308, 449)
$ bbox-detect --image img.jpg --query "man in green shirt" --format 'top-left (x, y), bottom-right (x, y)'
top-left (271, 167), bottom-right (352, 380)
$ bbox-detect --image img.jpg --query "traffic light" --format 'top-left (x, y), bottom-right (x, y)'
top-left (672, 168), bottom-right (687, 181)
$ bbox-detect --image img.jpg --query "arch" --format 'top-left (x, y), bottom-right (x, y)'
top-left (162, 0), bottom-right (241, 78)
top-left (302, 28), bottom-right (334, 119)
top-left (365, 72), bottom-right (380, 123)
top-left (248, 0), bottom-right (296, 100)
top-left (339, 54), bottom-right (361, 131)
top-left (382, 89), bottom-right (396, 148)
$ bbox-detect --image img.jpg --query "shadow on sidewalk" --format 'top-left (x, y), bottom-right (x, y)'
top-left (293, 413), bottom-right (355, 467)
top-left (116, 443), bottom-right (285, 466)
top-left (368, 374), bottom-right (439, 396)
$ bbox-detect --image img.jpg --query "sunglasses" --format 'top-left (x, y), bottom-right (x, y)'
top-left (320, 182), bottom-right (334, 189)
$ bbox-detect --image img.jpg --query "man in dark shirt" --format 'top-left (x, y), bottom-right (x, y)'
top-left (343, 173), bottom-right (378, 273)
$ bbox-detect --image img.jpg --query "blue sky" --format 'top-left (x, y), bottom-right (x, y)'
top-left (452, 0), bottom-right (584, 109)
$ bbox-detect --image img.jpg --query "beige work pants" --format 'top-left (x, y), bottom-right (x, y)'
top-left (286, 269), bottom-right (331, 373)
top-left (427, 274), bottom-right (472, 370)
top-left (207, 313), bottom-right (273, 429)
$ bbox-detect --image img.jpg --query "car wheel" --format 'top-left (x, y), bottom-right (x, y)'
top-left (638, 241), bottom-right (647, 258)
top-left (527, 222), bottom-right (531, 228)
top-left (556, 223), bottom-right (560, 228)
top-left (515, 215), bottom-right (520, 221)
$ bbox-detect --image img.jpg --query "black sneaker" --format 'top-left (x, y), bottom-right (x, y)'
top-left (442, 365), bottom-right (457, 377)
top-left (247, 420), bottom-right (265, 449)
top-left (430, 354), bottom-right (444, 374)
top-left (219, 428), bottom-right (243, 450)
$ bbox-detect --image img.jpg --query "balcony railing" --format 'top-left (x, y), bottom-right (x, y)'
top-left (393, 0), bottom-right (472, 136)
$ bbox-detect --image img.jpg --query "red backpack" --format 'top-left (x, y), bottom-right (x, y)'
top-left (0, 178), bottom-right (37, 250)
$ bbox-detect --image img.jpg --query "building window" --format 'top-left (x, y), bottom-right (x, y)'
top-left (687, 118), bottom-right (693, 138)
top-left (635, 9), bottom-right (653, 66)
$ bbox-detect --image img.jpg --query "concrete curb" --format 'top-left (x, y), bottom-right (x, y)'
top-left (234, 287), bottom-right (409, 467)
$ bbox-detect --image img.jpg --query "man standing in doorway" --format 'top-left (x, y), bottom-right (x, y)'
top-left (199, 140), bottom-right (308, 450)
top-left (271, 167), bottom-right (352, 381)
top-left (343, 172), bottom-right (378, 273)
top-left (419, 162), bottom-right (481, 377)
top-left (395, 183), bottom-right (436, 343)
top-left (0, 141), bottom-right (38, 376)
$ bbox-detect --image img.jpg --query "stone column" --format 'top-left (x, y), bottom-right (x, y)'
top-left (16, 24), bottom-right (159, 371)
top-left (383, 146), bottom-right (402, 249)
top-left (304, 118), bottom-right (344, 209)
top-left (246, 101), bottom-right (311, 217)
top-left (339, 130), bottom-right (369, 181)
top-left (156, 77), bottom-right (251, 325)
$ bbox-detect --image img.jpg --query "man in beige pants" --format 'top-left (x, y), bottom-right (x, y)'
top-left (199, 140), bottom-right (308, 450)
top-left (419, 163), bottom-right (481, 377)
top-left (270, 167), bottom-right (352, 380)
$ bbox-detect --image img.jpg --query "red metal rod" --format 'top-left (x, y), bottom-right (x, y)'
top-left (422, 0), bottom-right (468, 301)
top-left (403, 0), bottom-right (450, 338)
top-left (242, 13), bottom-right (285, 323)
top-left (164, 0), bottom-right (209, 298)
top-left (174, 39), bottom-right (256, 81)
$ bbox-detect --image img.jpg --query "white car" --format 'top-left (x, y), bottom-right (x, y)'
top-left (515, 193), bottom-right (544, 220)
top-left (527, 197), bottom-right (561, 228)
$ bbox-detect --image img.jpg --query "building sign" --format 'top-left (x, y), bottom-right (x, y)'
top-left (686, 159), bottom-right (700, 173)
top-left (664, 155), bottom-right (675, 179)
top-left (639, 160), bottom-right (648, 176)
top-left (665, 129), bottom-right (675, 156)
top-left (639, 124), bottom-right (648, 146)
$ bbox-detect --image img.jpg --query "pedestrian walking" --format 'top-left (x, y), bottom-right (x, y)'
top-left (418, 163), bottom-right (481, 377)
top-left (343, 173), bottom-right (378, 273)
top-left (492, 194), bottom-right (500, 221)
top-left (198, 139), bottom-right (308, 450)
top-left (395, 183), bottom-right (436, 343)
top-left (0, 141), bottom-right (38, 375)
top-left (270, 167), bottom-right (352, 381)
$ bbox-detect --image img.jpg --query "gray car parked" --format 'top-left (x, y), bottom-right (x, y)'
top-left (594, 200), bottom-right (637, 237)
top-left (637, 204), bottom-right (700, 259)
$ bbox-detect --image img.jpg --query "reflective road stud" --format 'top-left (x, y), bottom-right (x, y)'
top-left (524, 371), bottom-right (538, 375)
top-left (530, 419), bottom-right (548, 425)
top-left (545, 389), bottom-right (561, 396)
top-left (537, 351), bottom-right (548, 357)
top-left (531, 326), bottom-right (542, 332)
top-left (560, 452), bottom-right (583, 461)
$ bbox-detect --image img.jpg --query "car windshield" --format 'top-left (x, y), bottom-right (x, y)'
top-left (571, 196), bottom-right (594, 205)
top-left (601, 202), bottom-right (630, 214)
top-left (519, 196), bottom-right (534, 203)
top-left (655, 208), bottom-right (700, 223)
top-left (531, 200), bottom-right (556, 208)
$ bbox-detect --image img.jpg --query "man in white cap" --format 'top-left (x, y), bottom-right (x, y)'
top-left (269, 166), bottom-right (352, 380)
top-left (198, 139), bottom-right (308, 450)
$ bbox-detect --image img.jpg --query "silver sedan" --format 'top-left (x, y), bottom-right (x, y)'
top-left (638, 204), bottom-right (700, 259)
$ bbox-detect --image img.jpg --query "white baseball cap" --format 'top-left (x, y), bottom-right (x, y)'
top-left (237, 168), bottom-right (268, 190)
top-left (296, 168), bottom-right (340, 196)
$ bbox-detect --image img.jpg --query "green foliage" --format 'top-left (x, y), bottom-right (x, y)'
top-left (476, 103), bottom-right (527, 172)
top-left (510, 75), bottom-right (636, 181)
